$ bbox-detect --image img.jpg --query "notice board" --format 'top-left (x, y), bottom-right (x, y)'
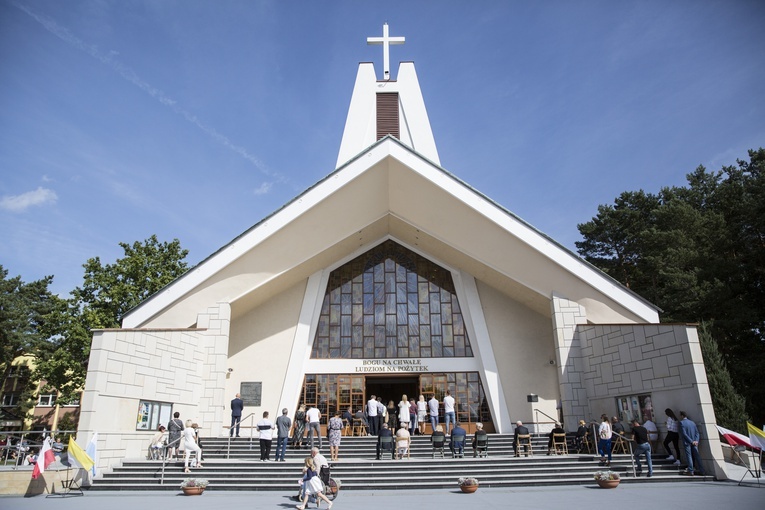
top-left (240, 381), bottom-right (262, 407)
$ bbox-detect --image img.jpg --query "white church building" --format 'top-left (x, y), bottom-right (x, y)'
top-left (77, 24), bottom-right (726, 479)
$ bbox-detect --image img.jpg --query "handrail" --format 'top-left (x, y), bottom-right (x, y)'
top-left (159, 436), bottom-right (182, 485)
top-left (225, 412), bottom-right (258, 459)
top-left (0, 429), bottom-right (76, 468)
top-left (626, 437), bottom-right (636, 477)
top-left (532, 409), bottom-right (557, 436)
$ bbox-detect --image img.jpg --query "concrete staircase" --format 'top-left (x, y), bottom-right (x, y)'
top-left (90, 434), bottom-right (709, 491)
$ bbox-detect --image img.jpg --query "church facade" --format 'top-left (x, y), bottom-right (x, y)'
top-left (77, 25), bottom-right (726, 478)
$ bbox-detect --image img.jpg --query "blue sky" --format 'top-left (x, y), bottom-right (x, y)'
top-left (1, 0), bottom-right (763, 296)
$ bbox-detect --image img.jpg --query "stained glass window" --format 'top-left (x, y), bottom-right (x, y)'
top-left (311, 240), bottom-right (474, 359)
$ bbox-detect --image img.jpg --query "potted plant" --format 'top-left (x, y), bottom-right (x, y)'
top-left (594, 470), bottom-right (620, 489)
top-left (180, 477), bottom-right (209, 495)
top-left (458, 476), bottom-right (479, 493)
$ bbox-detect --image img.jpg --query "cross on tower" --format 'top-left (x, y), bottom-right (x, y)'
top-left (367, 23), bottom-right (405, 80)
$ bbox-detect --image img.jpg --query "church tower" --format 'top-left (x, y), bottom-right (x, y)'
top-left (336, 23), bottom-right (440, 168)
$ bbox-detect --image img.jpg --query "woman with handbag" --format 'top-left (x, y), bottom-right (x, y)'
top-left (292, 405), bottom-right (307, 449)
top-left (328, 411), bottom-right (343, 462)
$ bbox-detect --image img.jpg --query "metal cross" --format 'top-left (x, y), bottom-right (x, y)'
top-left (367, 23), bottom-right (405, 80)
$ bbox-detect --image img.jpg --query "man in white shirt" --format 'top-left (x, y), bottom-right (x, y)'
top-left (428, 394), bottom-right (440, 434)
top-left (367, 395), bottom-right (379, 435)
top-left (311, 446), bottom-right (329, 472)
top-left (443, 389), bottom-right (456, 436)
top-left (643, 418), bottom-right (659, 446)
top-left (376, 398), bottom-right (386, 434)
top-left (306, 405), bottom-right (322, 450)
top-left (256, 411), bottom-right (275, 461)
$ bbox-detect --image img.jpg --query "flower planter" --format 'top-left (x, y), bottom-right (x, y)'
top-left (182, 486), bottom-right (205, 495)
top-left (596, 479), bottom-right (620, 489)
top-left (460, 484), bottom-right (479, 493)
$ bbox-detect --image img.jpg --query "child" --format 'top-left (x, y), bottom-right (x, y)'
top-left (296, 456), bottom-right (332, 510)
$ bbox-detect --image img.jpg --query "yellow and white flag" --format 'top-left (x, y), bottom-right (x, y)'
top-left (746, 423), bottom-right (765, 452)
top-left (67, 436), bottom-right (95, 472)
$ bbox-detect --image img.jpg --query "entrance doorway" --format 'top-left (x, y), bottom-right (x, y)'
top-left (297, 372), bottom-right (494, 434)
top-left (365, 376), bottom-right (419, 407)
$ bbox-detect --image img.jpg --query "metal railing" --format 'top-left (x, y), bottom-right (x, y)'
top-left (0, 429), bottom-right (76, 469)
top-left (159, 436), bottom-right (182, 485)
top-left (157, 413), bottom-right (260, 485)
top-left (532, 409), bottom-right (558, 436)
top-left (224, 413), bottom-right (258, 459)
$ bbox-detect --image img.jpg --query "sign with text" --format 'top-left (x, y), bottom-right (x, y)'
top-left (354, 358), bottom-right (429, 373)
top-left (240, 381), bottom-right (262, 407)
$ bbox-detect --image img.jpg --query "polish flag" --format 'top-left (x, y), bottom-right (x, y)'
top-left (32, 437), bottom-right (55, 479)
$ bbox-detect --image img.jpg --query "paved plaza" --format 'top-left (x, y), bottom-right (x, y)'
top-left (2, 480), bottom-right (762, 510)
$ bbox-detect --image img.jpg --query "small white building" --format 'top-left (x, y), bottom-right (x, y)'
top-left (78, 24), bottom-right (726, 479)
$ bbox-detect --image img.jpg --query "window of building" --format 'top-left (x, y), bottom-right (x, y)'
top-left (136, 400), bottom-right (173, 431)
top-left (311, 240), bottom-right (474, 359)
top-left (37, 393), bottom-right (57, 406)
top-left (2, 393), bottom-right (20, 406)
top-left (616, 393), bottom-right (654, 425)
top-left (8, 365), bottom-right (31, 378)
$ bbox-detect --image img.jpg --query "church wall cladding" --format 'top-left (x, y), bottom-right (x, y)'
top-left (571, 322), bottom-right (726, 479)
top-left (474, 280), bottom-right (560, 425)
top-left (77, 304), bottom-right (231, 473)
top-left (227, 279), bottom-right (307, 419)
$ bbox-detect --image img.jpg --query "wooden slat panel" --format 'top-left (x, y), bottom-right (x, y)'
top-left (376, 92), bottom-right (399, 139)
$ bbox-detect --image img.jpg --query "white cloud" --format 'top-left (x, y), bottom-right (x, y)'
top-left (0, 187), bottom-right (58, 212)
top-left (253, 182), bottom-right (272, 196)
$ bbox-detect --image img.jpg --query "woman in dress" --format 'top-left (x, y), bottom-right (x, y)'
top-left (328, 411), bottom-right (343, 461)
top-left (386, 400), bottom-right (397, 430)
top-left (417, 395), bottom-right (428, 435)
top-left (296, 456), bottom-right (333, 510)
top-left (167, 411), bottom-right (184, 460)
top-left (398, 394), bottom-right (410, 430)
top-left (182, 419), bottom-right (203, 473)
top-left (292, 405), bottom-right (307, 449)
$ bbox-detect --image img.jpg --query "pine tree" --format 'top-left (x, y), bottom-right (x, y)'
top-left (697, 321), bottom-right (748, 432)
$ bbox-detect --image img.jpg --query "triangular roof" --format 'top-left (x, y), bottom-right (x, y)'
top-left (123, 135), bottom-right (659, 328)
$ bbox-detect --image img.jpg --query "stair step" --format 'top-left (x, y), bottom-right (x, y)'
top-left (91, 434), bottom-right (709, 491)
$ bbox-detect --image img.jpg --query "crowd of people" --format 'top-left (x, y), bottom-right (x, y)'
top-left (147, 393), bottom-right (708, 481)
top-left (561, 407), bottom-right (705, 477)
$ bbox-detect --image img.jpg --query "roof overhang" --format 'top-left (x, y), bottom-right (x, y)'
top-left (123, 137), bottom-right (660, 328)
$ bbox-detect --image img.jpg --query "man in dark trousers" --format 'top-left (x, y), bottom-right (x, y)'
top-left (514, 420), bottom-right (531, 457)
top-left (631, 419), bottom-right (653, 477)
top-left (230, 393), bottom-right (244, 437)
top-left (376, 423), bottom-right (394, 459)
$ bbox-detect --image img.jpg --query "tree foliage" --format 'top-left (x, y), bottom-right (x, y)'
top-left (72, 235), bottom-right (190, 328)
top-left (32, 235), bottom-right (190, 403)
top-left (0, 265), bottom-right (61, 402)
top-left (577, 148), bottom-right (765, 427)
top-left (698, 322), bottom-right (748, 431)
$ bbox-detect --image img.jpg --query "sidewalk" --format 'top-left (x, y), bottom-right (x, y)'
top-left (1, 480), bottom-right (762, 510)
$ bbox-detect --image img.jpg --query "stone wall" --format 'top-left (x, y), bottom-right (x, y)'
top-left (76, 303), bottom-right (231, 472)
top-left (556, 307), bottom-right (727, 479)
